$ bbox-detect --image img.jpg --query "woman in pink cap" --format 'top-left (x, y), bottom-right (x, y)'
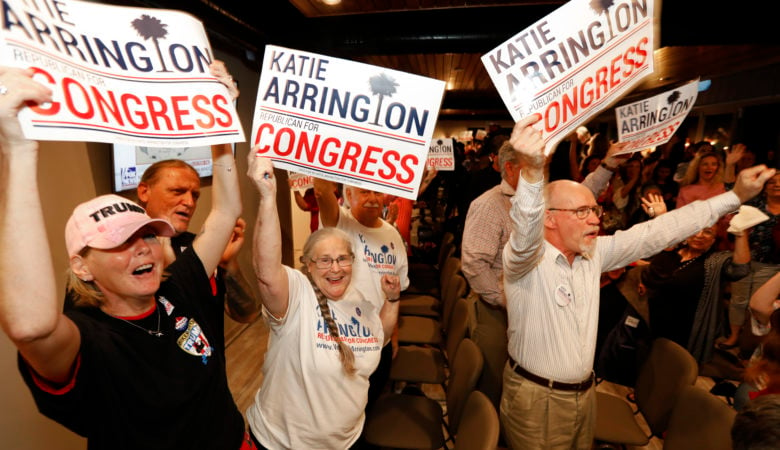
top-left (0, 63), bottom-right (255, 450)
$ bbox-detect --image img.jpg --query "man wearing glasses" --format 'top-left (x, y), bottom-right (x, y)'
top-left (461, 138), bottom-right (620, 413)
top-left (314, 179), bottom-right (409, 410)
top-left (500, 114), bottom-right (775, 450)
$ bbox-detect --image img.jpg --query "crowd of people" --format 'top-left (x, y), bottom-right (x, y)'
top-left (3, 55), bottom-right (780, 450)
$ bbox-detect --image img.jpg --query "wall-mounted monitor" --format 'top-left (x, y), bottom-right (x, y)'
top-left (111, 144), bottom-right (214, 192)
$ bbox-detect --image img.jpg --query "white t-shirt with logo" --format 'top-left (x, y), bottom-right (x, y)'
top-left (246, 266), bottom-right (384, 449)
top-left (337, 206), bottom-right (410, 310)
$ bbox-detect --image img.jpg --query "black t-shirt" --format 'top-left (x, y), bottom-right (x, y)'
top-left (171, 232), bottom-right (227, 352)
top-left (19, 247), bottom-right (244, 450)
top-left (644, 249), bottom-right (707, 347)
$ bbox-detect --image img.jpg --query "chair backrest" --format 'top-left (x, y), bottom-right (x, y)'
top-left (453, 391), bottom-right (499, 450)
top-left (445, 338), bottom-right (484, 434)
top-left (437, 231), bottom-right (455, 266)
top-left (662, 386), bottom-right (736, 450)
top-left (445, 297), bottom-right (470, 362)
top-left (635, 338), bottom-right (699, 435)
top-left (442, 273), bottom-right (467, 332)
top-left (438, 255), bottom-right (462, 297)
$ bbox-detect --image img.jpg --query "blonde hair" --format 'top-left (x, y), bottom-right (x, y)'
top-left (680, 151), bottom-right (723, 187)
top-left (301, 227), bottom-right (356, 375)
top-left (65, 247), bottom-right (168, 309)
top-left (65, 268), bottom-right (104, 308)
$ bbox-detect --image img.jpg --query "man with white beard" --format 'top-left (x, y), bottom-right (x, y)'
top-left (500, 114), bottom-right (775, 450)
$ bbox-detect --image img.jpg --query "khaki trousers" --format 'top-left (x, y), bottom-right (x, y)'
top-left (500, 363), bottom-right (596, 450)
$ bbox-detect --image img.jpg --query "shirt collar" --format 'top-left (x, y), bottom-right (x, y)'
top-left (500, 179), bottom-right (516, 196)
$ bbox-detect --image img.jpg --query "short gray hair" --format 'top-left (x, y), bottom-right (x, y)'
top-left (498, 141), bottom-right (521, 180)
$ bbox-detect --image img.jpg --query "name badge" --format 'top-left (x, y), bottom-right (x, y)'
top-left (555, 284), bottom-right (572, 307)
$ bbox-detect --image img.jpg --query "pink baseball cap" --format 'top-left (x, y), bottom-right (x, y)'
top-left (65, 194), bottom-right (175, 258)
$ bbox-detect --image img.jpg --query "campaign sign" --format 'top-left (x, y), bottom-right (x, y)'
top-left (482, 0), bottom-right (655, 155)
top-left (287, 171), bottom-right (313, 192)
top-left (0, 0), bottom-right (244, 147)
top-left (614, 78), bottom-right (699, 154)
top-left (426, 138), bottom-right (455, 171)
top-left (251, 45), bottom-right (445, 200)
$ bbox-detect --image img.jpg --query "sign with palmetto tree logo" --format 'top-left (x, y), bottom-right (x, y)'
top-left (0, 0), bottom-right (244, 147)
top-left (614, 77), bottom-right (700, 154)
top-left (482, 0), bottom-right (655, 156)
top-left (251, 45), bottom-right (445, 201)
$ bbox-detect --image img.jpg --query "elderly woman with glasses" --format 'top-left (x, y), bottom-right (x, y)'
top-left (640, 223), bottom-right (751, 364)
top-left (245, 155), bottom-right (400, 449)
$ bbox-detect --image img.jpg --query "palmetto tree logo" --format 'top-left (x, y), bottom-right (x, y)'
top-left (350, 316), bottom-right (361, 336)
top-left (667, 90), bottom-right (681, 104)
top-left (131, 14), bottom-right (171, 72)
top-left (368, 73), bottom-right (399, 126)
top-left (589, 0), bottom-right (616, 42)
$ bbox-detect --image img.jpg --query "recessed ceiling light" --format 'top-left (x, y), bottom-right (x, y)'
top-left (321, 0), bottom-right (342, 5)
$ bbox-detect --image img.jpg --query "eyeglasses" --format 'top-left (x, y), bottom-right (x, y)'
top-left (311, 255), bottom-right (355, 269)
top-left (547, 205), bottom-right (603, 220)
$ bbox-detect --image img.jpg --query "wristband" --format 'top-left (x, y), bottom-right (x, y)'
top-left (600, 162), bottom-right (618, 172)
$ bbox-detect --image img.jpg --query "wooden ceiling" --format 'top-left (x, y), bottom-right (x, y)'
top-left (107, 0), bottom-right (780, 121)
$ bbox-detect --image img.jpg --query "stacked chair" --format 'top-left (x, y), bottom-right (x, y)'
top-left (662, 385), bottom-right (736, 450)
top-left (397, 257), bottom-right (465, 347)
top-left (389, 297), bottom-right (471, 389)
top-left (594, 338), bottom-right (699, 447)
top-left (362, 338), bottom-right (484, 449)
top-left (399, 254), bottom-right (462, 322)
top-left (453, 390), bottom-right (500, 450)
top-left (406, 231), bottom-right (456, 295)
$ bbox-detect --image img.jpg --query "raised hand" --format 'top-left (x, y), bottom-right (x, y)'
top-left (640, 192), bottom-right (667, 218)
top-left (0, 66), bottom-right (52, 149)
top-left (725, 143), bottom-right (746, 167)
top-left (509, 114), bottom-right (545, 182)
top-left (209, 60), bottom-right (239, 101)
top-left (247, 148), bottom-right (276, 198)
top-left (380, 274), bottom-right (401, 302)
top-left (602, 141), bottom-right (631, 169)
top-left (733, 165), bottom-right (777, 203)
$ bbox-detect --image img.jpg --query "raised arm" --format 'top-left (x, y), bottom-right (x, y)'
top-left (313, 177), bottom-right (340, 227)
top-left (378, 274), bottom-right (401, 345)
top-left (502, 114), bottom-right (547, 282)
top-left (724, 143), bottom-right (745, 184)
top-left (219, 218), bottom-right (261, 323)
top-left (191, 61), bottom-right (242, 276)
top-left (0, 67), bottom-right (80, 383)
top-left (247, 153), bottom-right (289, 318)
top-left (750, 271), bottom-right (780, 326)
top-left (510, 114), bottom-right (546, 184)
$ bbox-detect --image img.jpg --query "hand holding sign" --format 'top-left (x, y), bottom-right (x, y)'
top-left (248, 148), bottom-right (277, 199)
top-left (509, 114), bottom-right (546, 183)
top-left (0, 66), bottom-right (52, 150)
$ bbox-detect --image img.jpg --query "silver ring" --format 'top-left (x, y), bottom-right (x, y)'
top-left (648, 206), bottom-right (655, 218)
top-left (0, 83), bottom-right (7, 95)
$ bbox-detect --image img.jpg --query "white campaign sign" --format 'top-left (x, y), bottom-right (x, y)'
top-left (426, 138), bottom-right (455, 171)
top-left (250, 45), bottom-right (445, 200)
top-left (482, 0), bottom-right (655, 155)
top-left (614, 78), bottom-right (699, 154)
top-left (287, 171), bottom-right (313, 192)
top-left (0, 0), bottom-right (243, 147)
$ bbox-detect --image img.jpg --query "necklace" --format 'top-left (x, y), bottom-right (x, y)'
top-left (114, 302), bottom-right (164, 337)
top-left (676, 252), bottom-right (701, 273)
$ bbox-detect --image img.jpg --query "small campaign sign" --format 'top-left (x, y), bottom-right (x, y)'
top-left (426, 138), bottom-right (455, 171)
top-left (288, 172), bottom-right (314, 192)
top-left (614, 78), bottom-right (699, 154)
